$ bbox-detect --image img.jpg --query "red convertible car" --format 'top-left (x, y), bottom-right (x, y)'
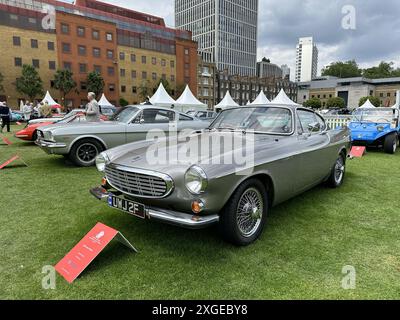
top-left (15, 112), bottom-right (105, 141)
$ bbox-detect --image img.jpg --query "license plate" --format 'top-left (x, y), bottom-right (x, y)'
top-left (108, 195), bottom-right (146, 219)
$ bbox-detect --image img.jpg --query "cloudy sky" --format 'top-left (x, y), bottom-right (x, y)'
top-left (69, 0), bottom-right (400, 79)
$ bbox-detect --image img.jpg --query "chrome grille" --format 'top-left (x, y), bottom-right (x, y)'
top-left (105, 165), bottom-right (173, 198)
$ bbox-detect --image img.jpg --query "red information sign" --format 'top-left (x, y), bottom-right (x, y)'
top-left (0, 155), bottom-right (20, 169)
top-left (55, 222), bottom-right (137, 283)
top-left (350, 146), bottom-right (366, 158)
top-left (1, 137), bottom-right (12, 145)
top-left (16, 122), bottom-right (22, 125)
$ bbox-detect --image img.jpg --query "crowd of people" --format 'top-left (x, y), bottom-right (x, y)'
top-left (21, 100), bottom-right (53, 121)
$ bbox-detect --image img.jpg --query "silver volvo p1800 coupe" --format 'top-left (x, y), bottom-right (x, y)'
top-left (36, 105), bottom-right (209, 167)
top-left (91, 105), bottom-right (351, 246)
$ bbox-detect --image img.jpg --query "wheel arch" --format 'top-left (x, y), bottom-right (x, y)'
top-left (68, 135), bottom-right (107, 154)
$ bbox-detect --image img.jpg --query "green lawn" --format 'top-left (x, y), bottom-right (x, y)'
top-left (0, 124), bottom-right (399, 300)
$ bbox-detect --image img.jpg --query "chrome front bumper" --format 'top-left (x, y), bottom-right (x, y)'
top-left (90, 187), bottom-right (219, 229)
top-left (35, 139), bottom-right (67, 153)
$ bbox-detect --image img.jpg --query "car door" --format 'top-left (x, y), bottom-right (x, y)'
top-left (295, 109), bottom-right (332, 192)
top-left (125, 108), bottom-right (176, 143)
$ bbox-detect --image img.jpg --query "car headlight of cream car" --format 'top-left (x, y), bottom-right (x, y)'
top-left (44, 131), bottom-right (55, 142)
top-left (184, 165), bottom-right (208, 194)
top-left (95, 152), bottom-right (111, 172)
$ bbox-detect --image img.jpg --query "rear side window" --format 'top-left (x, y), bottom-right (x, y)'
top-left (179, 114), bottom-right (193, 121)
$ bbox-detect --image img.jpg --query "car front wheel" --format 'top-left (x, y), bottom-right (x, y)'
top-left (219, 179), bottom-right (268, 246)
top-left (69, 138), bottom-right (103, 167)
top-left (383, 133), bottom-right (398, 154)
top-left (327, 153), bottom-right (346, 188)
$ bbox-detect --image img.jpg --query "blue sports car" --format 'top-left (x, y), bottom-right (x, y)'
top-left (349, 108), bottom-right (400, 154)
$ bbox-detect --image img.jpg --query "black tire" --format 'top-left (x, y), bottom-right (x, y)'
top-left (326, 153), bottom-right (346, 188)
top-left (219, 178), bottom-right (268, 246)
top-left (383, 133), bottom-right (398, 154)
top-left (32, 130), bottom-right (37, 142)
top-left (69, 138), bottom-right (104, 167)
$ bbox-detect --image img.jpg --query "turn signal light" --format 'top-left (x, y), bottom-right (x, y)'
top-left (191, 200), bottom-right (204, 214)
top-left (101, 177), bottom-right (107, 187)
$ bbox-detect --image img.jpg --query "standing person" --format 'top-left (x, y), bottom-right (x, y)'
top-left (41, 100), bottom-right (51, 118)
top-left (23, 102), bottom-right (32, 121)
top-left (85, 92), bottom-right (100, 122)
top-left (0, 101), bottom-right (11, 133)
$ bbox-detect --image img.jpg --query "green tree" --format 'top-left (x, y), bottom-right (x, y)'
top-left (15, 64), bottom-right (44, 100)
top-left (359, 96), bottom-right (381, 107)
top-left (362, 61), bottom-right (399, 79)
top-left (303, 97), bottom-right (322, 109)
top-left (138, 80), bottom-right (152, 101)
top-left (155, 78), bottom-right (173, 96)
top-left (321, 60), bottom-right (362, 78)
top-left (326, 97), bottom-right (346, 109)
top-left (119, 97), bottom-right (129, 107)
top-left (86, 71), bottom-right (104, 98)
top-left (175, 83), bottom-right (186, 99)
top-left (53, 69), bottom-right (77, 105)
top-left (0, 71), bottom-right (4, 93)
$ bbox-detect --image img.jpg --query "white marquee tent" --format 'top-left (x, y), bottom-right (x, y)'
top-left (358, 99), bottom-right (377, 109)
top-left (250, 91), bottom-right (270, 106)
top-left (149, 83), bottom-right (176, 107)
top-left (175, 85), bottom-right (207, 112)
top-left (215, 91), bottom-right (239, 110)
top-left (98, 93), bottom-right (114, 107)
top-left (270, 89), bottom-right (299, 106)
top-left (41, 91), bottom-right (60, 107)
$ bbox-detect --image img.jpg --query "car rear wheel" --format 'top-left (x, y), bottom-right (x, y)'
top-left (327, 153), bottom-right (346, 188)
top-left (383, 133), bottom-right (398, 154)
top-left (69, 139), bottom-right (103, 167)
top-left (219, 179), bottom-right (268, 246)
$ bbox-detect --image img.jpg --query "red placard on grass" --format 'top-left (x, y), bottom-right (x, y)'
top-left (1, 136), bottom-right (12, 145)
top-left (55, 222), bottom-right (137, 283)
top-left (0, 155), bottom-right (28, 169)
top-left (350, 146), bottom-right (366, 158)
top-left (16, 122), bottom-right (22, 125)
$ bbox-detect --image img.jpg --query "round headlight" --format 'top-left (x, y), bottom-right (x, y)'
top-left (95, 152), bottom-right (110, 172)
top-left (377, 126), bottom-right (385, 132)
top-left (185, 165), bottom-right (208, 195)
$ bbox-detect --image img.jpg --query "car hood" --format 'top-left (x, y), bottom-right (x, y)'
top-left (107, 130), bottom-right (292, 177)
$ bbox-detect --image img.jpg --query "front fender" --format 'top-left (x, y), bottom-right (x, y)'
top-left (66, 135), bottom-right (109, 153)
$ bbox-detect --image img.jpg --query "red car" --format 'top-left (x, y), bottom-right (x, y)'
top-left (15, 113), bottom-right (98, 141)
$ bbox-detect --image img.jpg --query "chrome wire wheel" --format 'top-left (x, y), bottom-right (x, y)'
top-left (334, 157), bottom-right (345, 184)
top-left (76, 143), bottom-right (99, 164)
top-left (393, 138), bottom-right (397, 153)
top-left (236, 187), bottom-right (264, 238)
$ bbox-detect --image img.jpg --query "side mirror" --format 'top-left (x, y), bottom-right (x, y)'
top-left (308, 122), bottom-right (321, 133)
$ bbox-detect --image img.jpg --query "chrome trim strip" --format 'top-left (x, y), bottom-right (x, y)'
top-left (105, 163), bottom-right (175, 199)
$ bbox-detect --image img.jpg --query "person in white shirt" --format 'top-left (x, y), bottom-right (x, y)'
top-left (85, 92), bottom-right (100, 122)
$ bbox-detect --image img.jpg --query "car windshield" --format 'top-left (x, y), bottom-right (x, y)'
top-left (111, 106), bottom-right (139, 123)
top-left (210, 107), bottom-right (293, 134)
top-left (352, 109), bottom-right (394, 123)
top-left (187, 111), bottom-right (196, 117)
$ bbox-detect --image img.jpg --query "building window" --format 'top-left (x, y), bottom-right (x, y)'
top-left (152, 57), bottom-right (157, 65)
top-left (184, 63), bottom-right (189, 70)
top-left (170, 60), bottom-right (175, 68)
top-left (119, 52), bottom-right (125, 60)
top-left (107, 50), bottom-right (114, 59)
top-left (62, 43), bottom-right (71, 53)
top-left (142, 71), bottom-right (147, 79)
top-left (92, 29), bottom-right (100, 40)
top-left (152, 72), bottom-right (157, 80)
top-left (108, 84), bottom-right (115, 92)
top-left (61, 23), bottom-right (69, 34)
top-left (106, 32), bottom-right (113, 41)
top-left (79, 63), bottom-right (87, 73)
top-left (78, 45), bottom-right (86, 56)
top-left (48, 41), bottom-right (55, 50)
top-left (93, 47), bottom-right (101, 58)
top-left (31, 39), bottom-right (38, 48)
top-left (141, 56), bottom-right (146, 64)
top-left (131, 70), bottom-right (137, 79)
top-left (10, 14), bottom-right (18, 21)
top-left (63, 62), bottom-right (72, 70)
top-left (121, 85), bottom-right (126, 93)
top-left (170, 75), bottom-right (175, 82)
top-left (80, 82), bottom-right (87, 90)
top-left (162, 74), bottom-right (166, 80)
top-left (28, 17), bottom-right (37, 24)
top-left (184, 48), bottom-right (189, 55)
top-left (131, 54), bottom-right (136, 62)
top-left (120, 69), bottom-right (126, 77)
top-left (13, 36), bottom-right (21, 46)
top-left (161, 59), bottom-right (166, 67)
top-left (108, 66), bottom-right (115, 76)
top-left (48, 61), bottom-right (56, 70)
top-left (77, 26), bottom-right (85, 37)
top-left (132, 86), bottom-right (137, 94)
top-left (387, 93), bottom-right (391, 97)
top-left (14, 57), bottom-right (22, 67)
top-left (380, 93), bottom-right (384, 97)
top-left (94, 65), bottom-right (102, 73)
top-left (32, 59), bottom-right (40, 68)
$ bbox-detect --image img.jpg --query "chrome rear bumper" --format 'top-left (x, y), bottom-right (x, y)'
top-left (90, 187), bottom-right (219, 229)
